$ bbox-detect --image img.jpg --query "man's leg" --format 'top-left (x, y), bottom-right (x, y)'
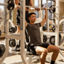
top-left (40, 49), bottom-right (48, 64)
top-left (47, 45), bottom-right (59, 64)
top-left (35, 46), bottom-right (48, 64)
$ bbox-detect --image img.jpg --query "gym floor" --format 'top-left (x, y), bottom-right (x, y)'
top-left (3, 49), bottom-right (64, 64)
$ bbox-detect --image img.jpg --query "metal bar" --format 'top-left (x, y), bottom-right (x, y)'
top-left (42, 31), bottom-right (56, 36)
top-left (55, 0), bottom-right (59, 46)
top-left (20, 0), bottom-right (29, 64)
top-left (6, 34), bottom-right (21, 40)
top-left (0, 3), bottom-right (7, 6)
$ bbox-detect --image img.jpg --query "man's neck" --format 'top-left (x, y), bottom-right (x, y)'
top-left (30, 22), bottom-right (34, 24)
top-left (30, 21), bottom-right (34, 24)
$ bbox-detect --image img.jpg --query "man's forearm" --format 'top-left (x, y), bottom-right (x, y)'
top-left (44, 8), bottom-right (48, 21)
top-left (40, 8), bottom-right (48, 26)
top-left (30, 0), bottom-right (33, 6)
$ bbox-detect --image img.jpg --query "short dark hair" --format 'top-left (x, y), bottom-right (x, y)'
top-left (28, 12), bottom-right (36, 17)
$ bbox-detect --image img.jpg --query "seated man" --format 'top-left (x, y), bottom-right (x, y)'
top-left (25, 8), bottom-right (59, 64)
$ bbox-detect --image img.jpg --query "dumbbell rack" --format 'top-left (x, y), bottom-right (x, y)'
top-left (42, 0), bottom-right (64, 59)
top-left (40, 0), bottom-right (59, 46)
top-left (0, 0), bottom-right (28, 64)
top-left (0, 0), bottom-right (8, 64)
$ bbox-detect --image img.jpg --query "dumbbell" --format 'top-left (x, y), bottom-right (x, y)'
top-left (49, 33), bottom-right (62, 45)
top-left (15, 40), bottom-right (20, 51)
top-left (43, 35), bottom-right (47, 43)
top-left (51, 25), bottom-right (55, 32)
top-left (49, 25), bottom-right (55, 32)
top-left (7, 0), bottom-right (15, 10)
top-left (42, 26), bottom-right (47, 31)
top-left (16, 9), bottom-right (20, 25)
top-left (49, 5), bottom-right (55, 13)
top-left (59, 33), bottom-right (62, 43)
top-left (9, 39), bottom-right (16, 47)
top-left (0, 44), bottom-right (5, 57)
top-left (9, 26), bottom-right (17, 33)
top-left (49, 36), bottom-right (55, 45)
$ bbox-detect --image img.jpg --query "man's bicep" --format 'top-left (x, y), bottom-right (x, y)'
top-left (40, 18), bottom-right (46, 27)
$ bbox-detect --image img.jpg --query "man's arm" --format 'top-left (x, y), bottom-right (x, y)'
top-left (25, 21), bottom-right (28, 27)
top-left (40, 8), bottom-right (48, 27)
top-left (30, 0), bottom-right (33, 6)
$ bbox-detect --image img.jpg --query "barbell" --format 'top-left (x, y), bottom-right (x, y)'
top-left (41, 5), bottom-right (55, 13)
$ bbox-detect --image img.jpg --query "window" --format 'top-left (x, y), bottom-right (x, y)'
top-left (34, 0), bottom-right (39, 7)
top-left (0, 0), bottom-right (4, 3)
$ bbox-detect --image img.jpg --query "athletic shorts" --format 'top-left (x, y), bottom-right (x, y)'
top-left (30, 43), bottom-right (49, 55)
top-left (38, 43), bottom-right (49, 48)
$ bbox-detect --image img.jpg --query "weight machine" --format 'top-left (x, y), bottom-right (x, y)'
top-left (0, 0), bottom-right (64, 64)
top-left (0, 0), bottom-right (29, 64)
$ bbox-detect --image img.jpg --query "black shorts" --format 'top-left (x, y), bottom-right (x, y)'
top-left (29, 43), bottom-right (49, 55)
top-left (38, 43), bottom-right (49, 48)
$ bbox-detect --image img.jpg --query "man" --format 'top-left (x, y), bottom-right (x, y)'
top-left (25, 8), bottom-right (59, 64)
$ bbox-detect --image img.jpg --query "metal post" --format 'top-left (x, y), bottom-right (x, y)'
top-left (55, 0), bottom-right (59, 46)
top-left (20, 0), bottom-right (29, 64)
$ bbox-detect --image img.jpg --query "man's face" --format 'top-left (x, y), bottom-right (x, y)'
top-left (29, 14), bottom-right (36, 23)
top-left (15, 0), bottom-right (19, 5)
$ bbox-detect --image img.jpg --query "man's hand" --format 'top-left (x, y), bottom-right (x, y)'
top-left (40, 8), bottom-right (48, 26)
top-left (43, 8), bottom-right (47, 10)
top-left (35, 8), bottom-right (40, 11)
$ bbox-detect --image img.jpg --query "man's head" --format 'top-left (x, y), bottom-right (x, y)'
top-left (28, 12), bottom-right (36, 24)
top-left (15, 0), bottom-right (19, 5)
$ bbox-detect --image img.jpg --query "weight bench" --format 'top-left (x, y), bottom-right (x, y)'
top-left (25, 29), bottom-right (51, 64)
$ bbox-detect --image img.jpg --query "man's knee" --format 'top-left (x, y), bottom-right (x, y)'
top-left (54, 46), bottom-right (59, 53)
top-left (40, 49), bottom-right (48, 59)
top-left (47, 45), bottom-right (59, 53)
top-left (44, 49), bottom-right (48, 55)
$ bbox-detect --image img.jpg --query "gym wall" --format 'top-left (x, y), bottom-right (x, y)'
top-left (59, 1), bottom-right (64, 20)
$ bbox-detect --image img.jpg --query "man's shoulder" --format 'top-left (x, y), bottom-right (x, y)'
top-left (35, 18), bottom-right (42, 23)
